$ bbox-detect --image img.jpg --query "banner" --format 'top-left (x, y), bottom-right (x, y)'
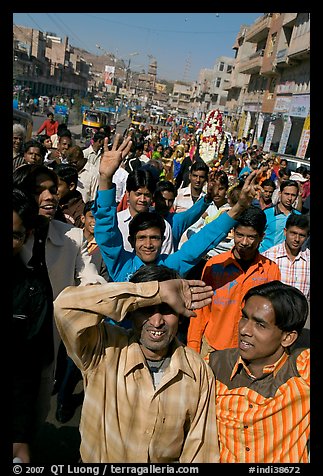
top-left (296, 114), bottom-right (310, 158)
top-left (104, 65), bottom-right (115, 86)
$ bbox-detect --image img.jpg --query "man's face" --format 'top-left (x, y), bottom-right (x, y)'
top-left (13, 135), bottom-right (24, 152)
top-left (284, 225), bottom-right (308, 254)
top-left (130, 303), bottom-right (179, 358)
top-left (57, 178), bottom-right (72, 202)
top-left (261, 185), bottom-right (275, 204)
top-left (24, 146), bottom-right (43, 165)
top-left (82, 210), bottom-right (95, 236)
top-left (154, 190), bottom-right (175, 215)
top-left (208, 179), bottom-right (227, 208)
top-left (58, 137), bottom-right (72, 157)
top-left (133, 227), bottom-right (162, 263)
top-left (279, 185), bottom-right (298, 209)
top-left (233, 225), bottom-right (263, 261)
top-left (189, 170), bottom-right (207, 193)
top-left (34, 173), bottom-right (59, 220)
top-left (128, 187), bottom-right (153, 215)
top-left (238, 295), bottom-right (287, 368)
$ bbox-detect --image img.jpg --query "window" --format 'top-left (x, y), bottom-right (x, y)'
top-left (219, 62), bottom-right (224, 71)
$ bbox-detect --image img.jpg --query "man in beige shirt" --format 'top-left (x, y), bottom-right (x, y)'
top-left (54, 264), bottom-right (219, 463)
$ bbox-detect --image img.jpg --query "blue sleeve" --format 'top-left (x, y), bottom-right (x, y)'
top-left (93, 187), bottom-right (133, 281)
top-left (163, 211), bottom-right (237, 277)
top-left (171, 198), bottom-right (211, 250)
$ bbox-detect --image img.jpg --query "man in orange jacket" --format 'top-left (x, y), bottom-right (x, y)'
top-left (187, 205), bottom-right (281, 359)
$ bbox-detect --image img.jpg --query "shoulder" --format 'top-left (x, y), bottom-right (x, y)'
top-left (208, 348), bottom-right (238, 376)
top-left (50, 219), bottom-right (84, 242)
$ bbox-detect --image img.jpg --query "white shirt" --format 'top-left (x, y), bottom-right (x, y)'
top-left (117, 208), bottom-right (174, 254)
top-left (173, 184), bottom-right (206, 213)
top-left (113, 167), bottom-right (129, 204)
top-left (83, 145), bottom-right (103, 170)
top-left (77, 162), bottom-right (99, 203)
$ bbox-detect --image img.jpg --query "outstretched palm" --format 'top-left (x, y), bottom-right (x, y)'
top-left (99, 134), bottom-right (132, 179)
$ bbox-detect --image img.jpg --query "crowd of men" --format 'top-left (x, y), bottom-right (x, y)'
top-left (12, 110), bottom-right (310, 464)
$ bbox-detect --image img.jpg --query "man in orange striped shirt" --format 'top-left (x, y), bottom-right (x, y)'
top-left (209, 281), bottom-right (310, 463)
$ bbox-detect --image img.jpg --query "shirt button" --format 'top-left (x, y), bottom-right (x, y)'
top-left (244, 425), bottom-right (248, 429)
top-left (246, 447), bottom-right (250, 451)
top-left (249, 404), bottom-right (253, 408)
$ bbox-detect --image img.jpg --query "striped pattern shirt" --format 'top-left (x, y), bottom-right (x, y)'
top-left (262, 242), bottom-right (310, 302)
top-left (209, 347), bottom-right (310, 463)
top-left (54, 282), bottom-right (219, 463)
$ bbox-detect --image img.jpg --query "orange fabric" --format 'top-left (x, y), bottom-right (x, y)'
top-left (117, 192), bottom-right (128, 212)
top-left (187, 249), bottom-right (281, 353)
top-left (215, 350), bottom-right (310, 463)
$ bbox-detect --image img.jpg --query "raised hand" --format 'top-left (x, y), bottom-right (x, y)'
top-left (228, 170), bottom-right (262, 219)
top-left (99, 134), bottom-right (132, 190)
top-left (159, 279), bottom-right (213, 318)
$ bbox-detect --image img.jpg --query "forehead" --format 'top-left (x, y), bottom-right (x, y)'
top-left (35, 172), bottom-right (55, 187)
top-left (243, 295), bottom-right (276, 322)
top-left (131, 187), bottom-right (151, 195)
top-left (282, 185), bottom-right (298, 193)
top-left (135, 227), bottom-right (161, 237)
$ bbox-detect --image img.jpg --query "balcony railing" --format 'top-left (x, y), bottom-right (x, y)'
top-left (245, 14), bottom-right (272, 43)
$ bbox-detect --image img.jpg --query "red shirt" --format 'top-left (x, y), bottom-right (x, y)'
top-left (37, 119), bottom-right (58, 137)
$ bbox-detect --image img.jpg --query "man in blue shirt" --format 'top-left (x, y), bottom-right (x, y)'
top-left (259, 179), bottom-right (301, 253)
top-left (94, 135), bottom-right (261, 283)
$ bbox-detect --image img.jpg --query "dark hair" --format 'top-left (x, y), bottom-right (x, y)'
top-left (285, 213), bottom-right (310, 233)
top-left (13, 164), bottom-right (58, 192)
top-left (278, 167), bottom-right (291, 179)
top-left (13, 187), bottom-right (39, 231)
top-left (250, 158), bottom-right (259, 168)
top-left (126, 168), bottom-right (157, 194)
top-left (280, 179), bottom-right (299, 193)
top-left (57, 123), bottom-right (68, 135)
top-left (190, 160), bottom-right (209, 176)
top-left (243, 281), bottom-right (308, 335)
top-left (212, 170), bottom-right (229, 189)
top-left (154, 180), bottom-right (177, 199)
top-left (93, 132), bottom-right (106, 143)
top-left (234, 205), bottom-right (267, 235)
top-left (129, 264), bottom-right (180, 284)
top-left (23, 139), bottom-right (46, 157)
top-left (261, 179), bottom-right (276, 189)
top-left (58, 129), bottom-right (72, 140)
top-left (54, 163), bottom-right (78, 186)
top-left (129, 211), bottom-right (166, 241)
top-left (38, 134), bottom-right (51, 144)
top-left (83, 200), bottom-right (95, 215)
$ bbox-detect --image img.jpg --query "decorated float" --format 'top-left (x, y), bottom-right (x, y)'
top-left (198, 109), bottom-right (224, 165)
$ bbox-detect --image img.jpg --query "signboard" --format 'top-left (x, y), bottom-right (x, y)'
top-left (104, 65), bottom-right (115, 86)
top-left (289, 94), bottom-right (310, 118)
top-left (256, 113), bottom-right (264, 141)
top-left (263, 122), bottom-right (275, 152)
top-left (278, 116), bottom-right (292, 154)
top-left (105, 85), bottom-right (117, 93)
top-left (243, 111), bottom-right (251, 138)
top-left (274, 96), bottom-right (292, 112)
top-left (296, 114), bottom-right (310, 158)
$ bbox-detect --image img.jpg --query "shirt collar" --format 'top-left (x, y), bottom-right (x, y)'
top-left (124, 337), bottom-right (195, 380)
top-left (231, 352), bottom-right (289, 380)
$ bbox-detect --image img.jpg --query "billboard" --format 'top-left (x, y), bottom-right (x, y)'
top-left (104, 65), bottom-right (115, 86)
